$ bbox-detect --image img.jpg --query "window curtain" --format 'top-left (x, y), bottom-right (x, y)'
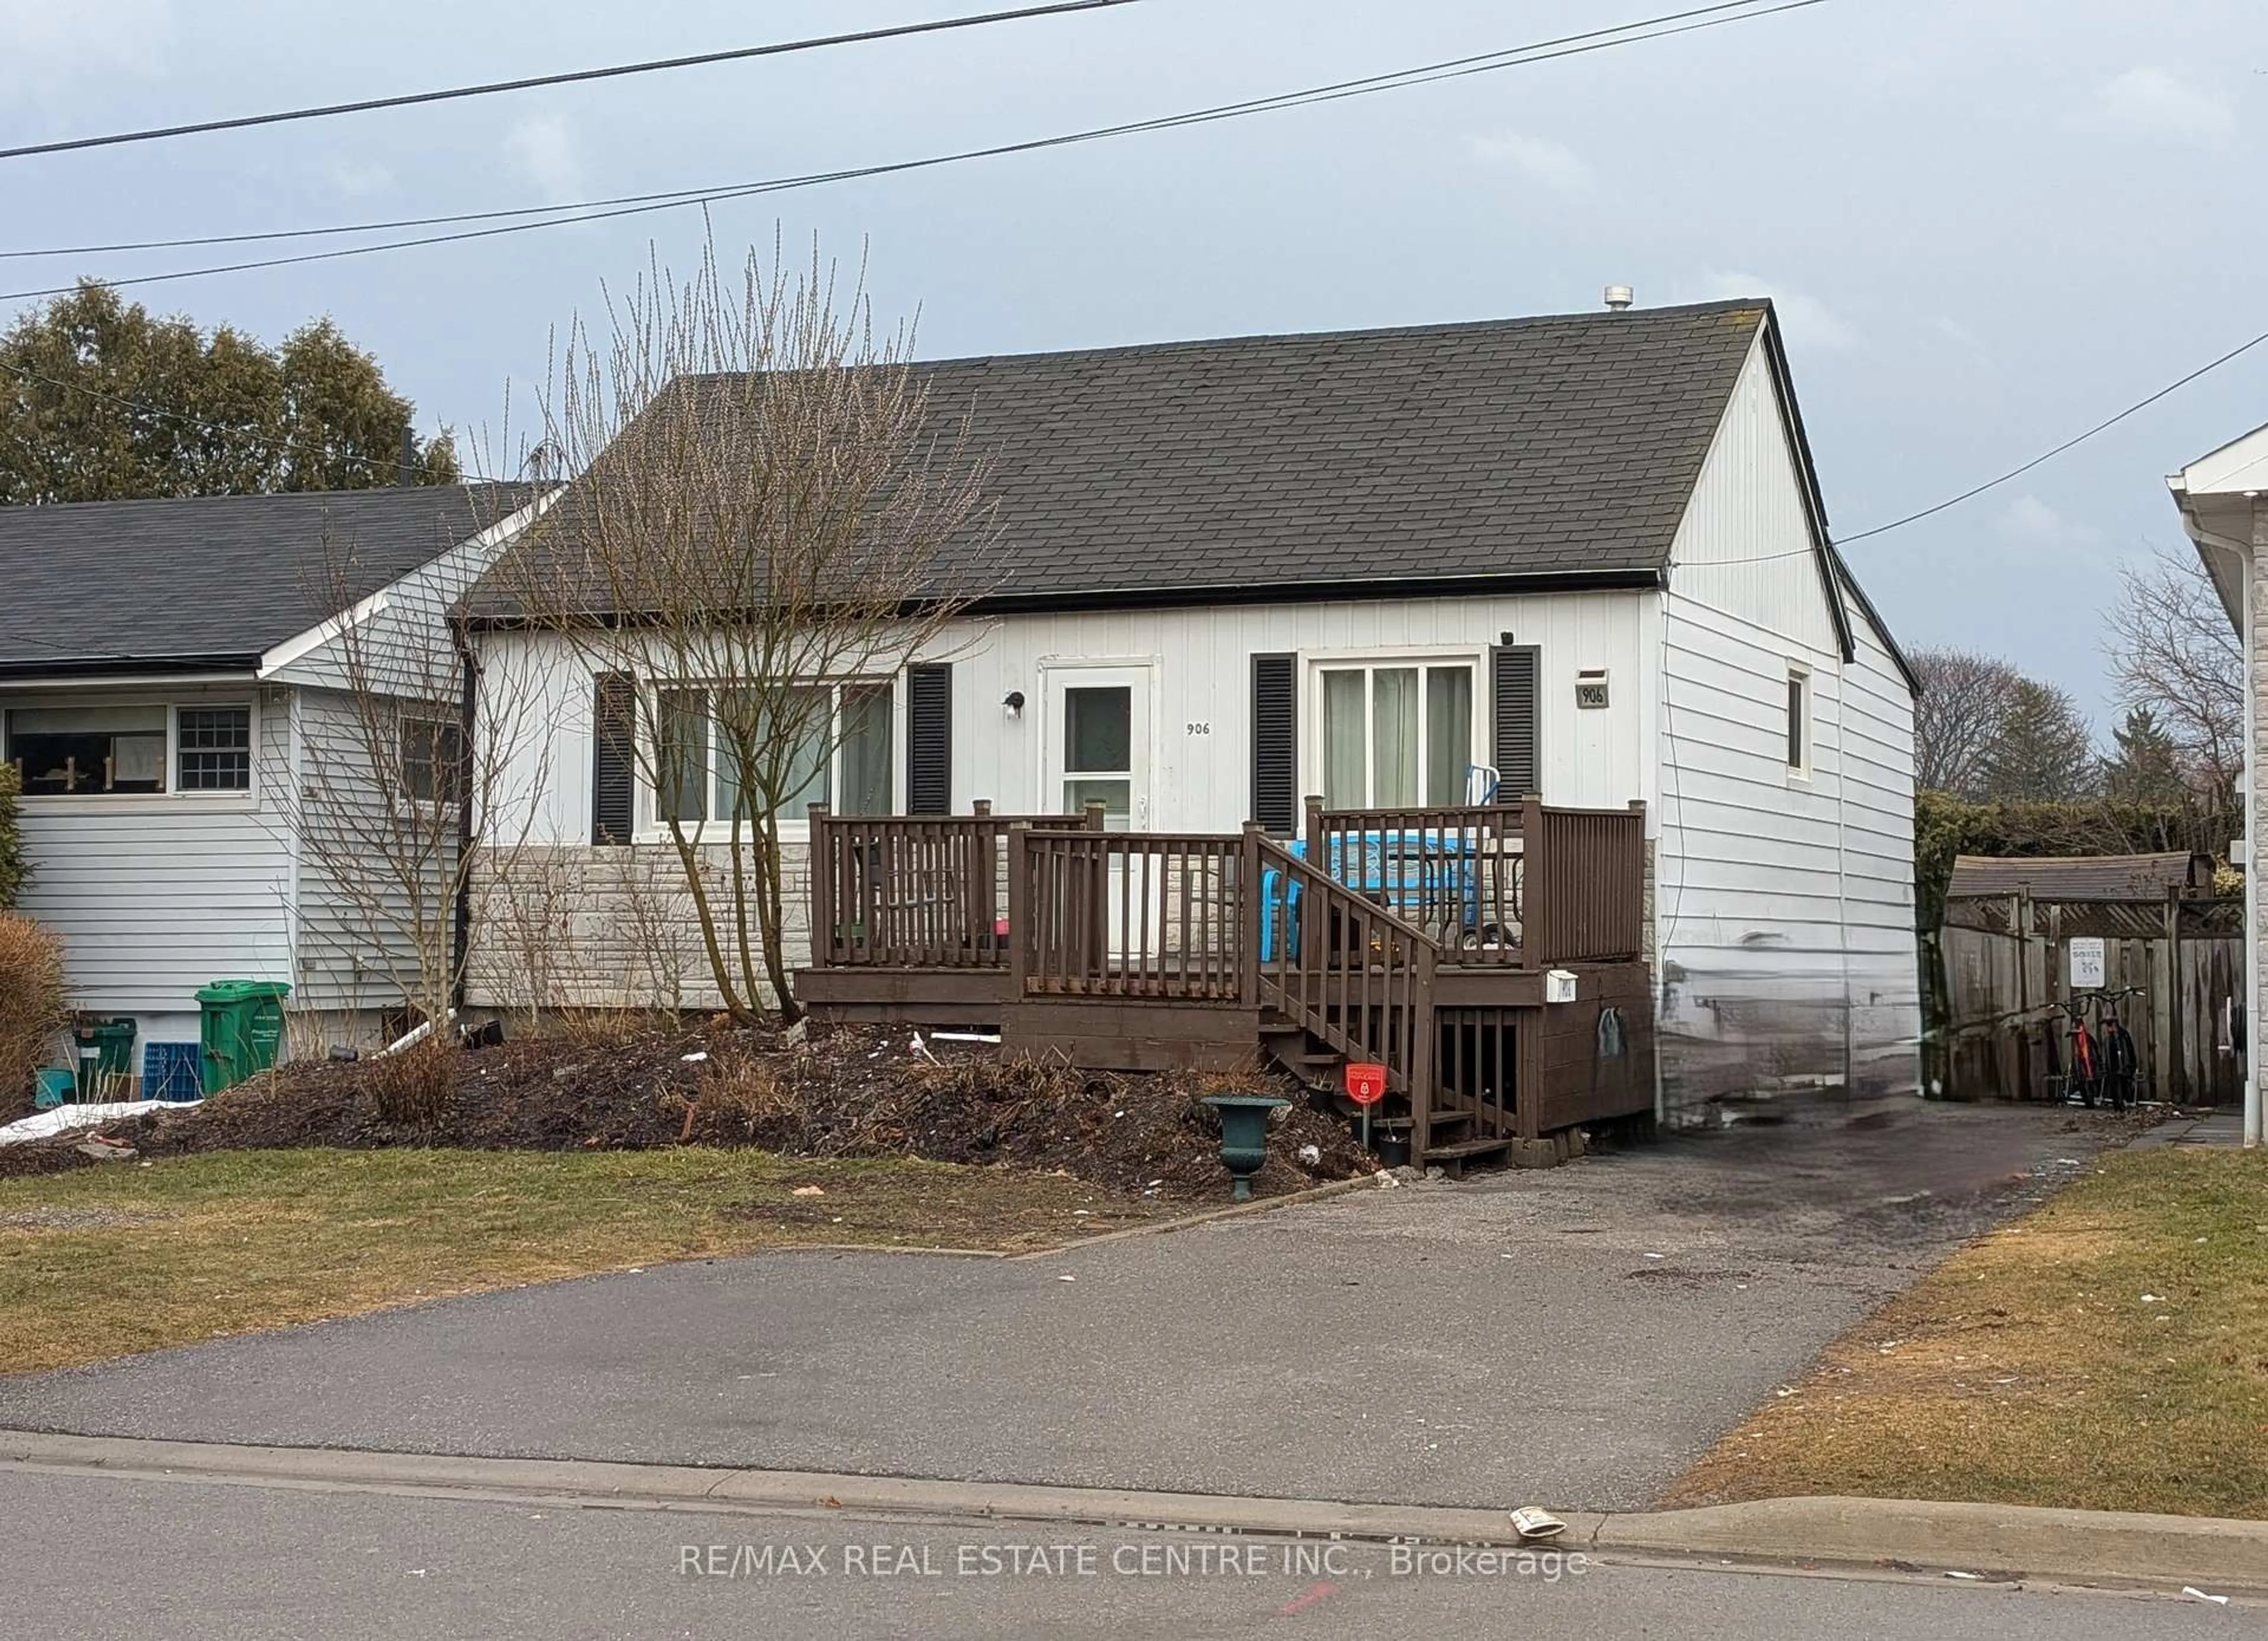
top-left (1321, 670), bottom-right (1366, 808)
top-left (1371, 668), bottom-right (1419, 808)
top-left (1425, 666), bottom-right (1473, 805)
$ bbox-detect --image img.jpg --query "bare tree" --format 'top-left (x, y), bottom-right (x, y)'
top-left (506, 236), bottom-right (990, 1023)
top-left (1910, 646), bottom-right (2022, 795)
top-left (2104, 542), bottom-right (2243, 814)
top-left (283, 502), bottom-right (560, 1115)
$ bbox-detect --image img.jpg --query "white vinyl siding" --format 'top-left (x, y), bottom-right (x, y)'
top-left (9, 685), bottom-right (294, 1026)
top-left (291, 685), bottom-right (459, 1018)
top-left (1656, 332), bottom-right (1920, 1105)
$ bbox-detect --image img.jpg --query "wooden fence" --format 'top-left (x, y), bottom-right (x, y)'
top-left (1941, 889), bottom-right (2243, 1105)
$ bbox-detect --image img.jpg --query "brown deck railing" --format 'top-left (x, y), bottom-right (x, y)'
top-left (813, 799), bottom-right (1645, 979)
top-left (1523, 799), bottom-right (1647, 963)
top-left (808, 802), bottom-right (1097, 969)
top-left (1008, 826), bottom-right (1251, 1001)
top-left (1254, 833), bottom-right (1438, 1157)
top-left (1305, 798), bottom-right (1524, 965)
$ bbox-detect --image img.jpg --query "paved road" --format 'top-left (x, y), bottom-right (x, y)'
top-left (0, 1097), bottom-right (2132, 1510)
top-left (2, 1470), bottom-right (2246, 1641)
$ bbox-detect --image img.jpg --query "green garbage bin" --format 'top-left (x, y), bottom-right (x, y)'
top-left (72, 1017), bottom-right (137, 1101)
top-left (197, 981), bottom-right (292, 1095)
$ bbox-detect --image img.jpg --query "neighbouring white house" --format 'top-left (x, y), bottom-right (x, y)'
top-left (2168, 429), bottom-right (2268, 1147)
top-left (460, 296), bottom-right (1922, 1116)
top-left (0, 483), bottom-right (547, 1063)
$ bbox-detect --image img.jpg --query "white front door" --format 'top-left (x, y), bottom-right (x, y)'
top-left (1043, 664), bottom-right (1156, 962)
top-left (1042, 665), bottom-right (1152, 830)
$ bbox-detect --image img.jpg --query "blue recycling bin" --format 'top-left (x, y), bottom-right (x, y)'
top-left (142, 1041), bottom-right (204, 1103)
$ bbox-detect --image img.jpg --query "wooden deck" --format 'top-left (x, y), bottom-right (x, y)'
top-left (799, 797), bottom-right (1654, 1170)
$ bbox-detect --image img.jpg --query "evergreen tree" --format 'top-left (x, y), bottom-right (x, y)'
top-left (2101, 705), bottom-right (2188, 808)
top-left (1981, 679), bottom-right (2096, 802)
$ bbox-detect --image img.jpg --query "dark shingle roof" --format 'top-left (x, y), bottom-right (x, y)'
top-left (0, 484), bottom-right (537, 676)
top-left (1947, 853), bottom-right (2212, 904)
top-left (469, 301), bottom-right (1769, 617)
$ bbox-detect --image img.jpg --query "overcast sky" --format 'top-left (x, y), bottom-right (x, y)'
top-left (2, 0), bottom-right (2263, 726)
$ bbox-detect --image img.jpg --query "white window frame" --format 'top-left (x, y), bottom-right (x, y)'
top-left (397, 709), bottom-right (467, 809)
top-left (2, 696), bottom-right (260, 809)
top-left (634, 677), bottom-right (897, 842)
top-left (1303, 649), bottom-right (1486, 810)
top-left (1785, 663), bottom-right (1813, 781)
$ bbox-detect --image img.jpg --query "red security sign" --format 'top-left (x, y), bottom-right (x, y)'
top-left (1344, 1063), bottom-right (1388, 1106)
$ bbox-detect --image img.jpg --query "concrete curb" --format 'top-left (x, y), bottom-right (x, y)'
top-left (3, 1433), bottom-right (2260, 1596)
top-left (1595, 1495), bottom-right (2268, 1596)
top-left (1013, 1171), bottom-right (1385, 1259)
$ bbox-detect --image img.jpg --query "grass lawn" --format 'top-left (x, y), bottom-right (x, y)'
top-left (0, 1148), bottom-right (1163, 1375)
top-left (1668, 1147), bottom-right (2268, 1520)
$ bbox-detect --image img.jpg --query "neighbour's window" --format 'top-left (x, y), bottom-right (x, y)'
top-left (1787, 668), bottom-right (1810, 773)
top-left (651, 682), bottom-right (894, 827)
top-left (177, 708), bottom-right (252, 791)
top-left (5, 705), bottom-right (168, 795)
top-left (401, 715), bottom-right (467, 806)
top-left (1319, 663), bottom-right (1475, 808)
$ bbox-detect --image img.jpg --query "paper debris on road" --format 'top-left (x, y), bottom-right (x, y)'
top-left (2181, 1587), bottom-right (2229, 1605)
top-left (1508, 1507), bottom-right (1566, 1541)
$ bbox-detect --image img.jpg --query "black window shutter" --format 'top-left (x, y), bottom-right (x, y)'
top-left (905, 662), bottom-right (952, 816)
top-left (590, 672), bottom-right (636, 845)
top-left (1250, 653), bottom-right (1296, 835)
top-left (1490, 646), bottom-right (1539, 804)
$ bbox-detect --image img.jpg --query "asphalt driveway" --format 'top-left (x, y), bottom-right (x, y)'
top-left (0, 1096), bottom-right (2136, 1511)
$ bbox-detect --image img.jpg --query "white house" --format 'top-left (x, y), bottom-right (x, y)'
top-left (461, 297), bottom-right (1920, 1119)
top-left (0, 483), bottom-right (546, 1063)
top-left (2168, 428), bottom-right (2268, 1147)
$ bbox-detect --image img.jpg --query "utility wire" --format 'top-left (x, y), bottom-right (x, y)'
top-left (1, 0), bottom-right (1800, 263)
top-left (0, 1), bottom-right (1145, 163)
top-left (0, 0), bottom-right (1830, 301)
top-left (1837, 321), bottom-right (2268, 545)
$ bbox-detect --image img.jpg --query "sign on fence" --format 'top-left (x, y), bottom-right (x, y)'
top-left (2068, 936), bottom-right (2106, 990)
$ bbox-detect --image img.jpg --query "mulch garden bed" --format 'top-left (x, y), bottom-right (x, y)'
top-left (0, 1020), bottom-right (1373, 1200)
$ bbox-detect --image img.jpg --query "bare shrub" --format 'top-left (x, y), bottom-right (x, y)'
top-left (0, 911), bottom-right (67, 1111)
top-left (366, 1036), bottom-right (457, 1126)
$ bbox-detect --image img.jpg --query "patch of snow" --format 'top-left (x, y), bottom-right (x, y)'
top-left (0, 1099), bottom-right (200, 1148)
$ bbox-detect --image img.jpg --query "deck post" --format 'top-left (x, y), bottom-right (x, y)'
top-left (1006, 823), bottom-right (1031, 995)
top-left (1084, 800), bottom-right (1109, 832)
top-left (1303, 793), bottom-right (1325, 867)
top-left (1516, 1004), bottom-right (1543, 1140)
top-left (807, 804), bottom-right (834, 967)
top-left (971, 800), bottom-right (997, 958)
top-left (1239, 822), bottom-right (1264, 1007)
top-left (1520, 795), bottom-right (1547, 968)
top-left (1412, 940), bottom-right (1438, 1165)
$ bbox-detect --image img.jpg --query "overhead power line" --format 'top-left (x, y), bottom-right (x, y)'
top-left (1837, 321), bottom-right (2268, 545)
top-left (0, 1), bottom-right (1145, 164)
top-left (0, 0), bottom-right (1832, 302)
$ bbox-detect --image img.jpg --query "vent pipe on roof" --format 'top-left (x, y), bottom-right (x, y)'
top-left (1604, 285), bottom-right (1635, 312)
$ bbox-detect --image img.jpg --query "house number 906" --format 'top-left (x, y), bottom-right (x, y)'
top-left (1186, 722), bottom-right (1211, 735)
